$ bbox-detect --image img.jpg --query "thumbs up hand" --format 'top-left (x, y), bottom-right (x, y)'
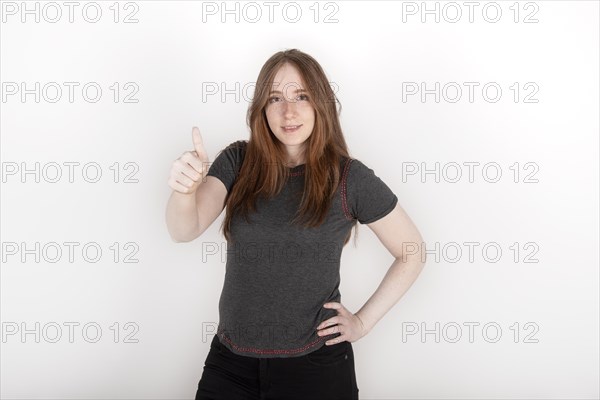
top-left (168, 127), bottom-right (211, 194)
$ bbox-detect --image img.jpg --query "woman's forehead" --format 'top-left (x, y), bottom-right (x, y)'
top-left (271, 64), bottom-right (306, 88)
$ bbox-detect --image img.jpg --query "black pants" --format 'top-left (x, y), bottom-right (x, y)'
top-left (195, 334), bottom-right (360, 400)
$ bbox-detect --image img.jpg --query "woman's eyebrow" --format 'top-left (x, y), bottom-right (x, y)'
top-left (269, 88), bottom-right (308, 94)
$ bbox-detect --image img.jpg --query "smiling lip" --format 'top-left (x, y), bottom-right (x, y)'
top-left (282, 124), bottom-right (302, 132)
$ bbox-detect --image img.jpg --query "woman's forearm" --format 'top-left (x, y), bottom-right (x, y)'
top-left (165, 190), bottom-right (201, 242)
top-left (355, 254), bottom-right (426, 334)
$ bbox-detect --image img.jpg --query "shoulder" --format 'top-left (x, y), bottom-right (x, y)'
top-left (214, 139), bottom-right (248, 164)
top-left (207, 140), bottom-right (248, 191)
top-left (209, 139), bottom-right (248, 173)
top-left (342, 157), bottom-right (398, 224)
top-left (221, 139), bottom-right (248, 153)
top-left (343, 157), bottom-right (375, 182)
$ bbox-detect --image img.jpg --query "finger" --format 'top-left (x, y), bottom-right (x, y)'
top-left (169, 179), bottom-right (193, 194)
top-left (174, 172), bottom-right (195, 188)
top-left (317, 317), bottom-right (338, 330)
top-left (170, 166), bottom-right (195, 187)
top-left (324, 302), bottom-right (341, 310)
top-left (317, 323), bottom-right (342, 338)
top-left (191, 127), bottom-right (207, 160)
top-left (325, 335), bottom-right (345, 346)
top-left (180, 152), bottom-right (205, 175)
top-left (176, 159), bottom-right (202, 181)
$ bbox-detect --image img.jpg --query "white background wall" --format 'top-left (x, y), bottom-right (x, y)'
top-left (1, 1), bottom-right (598, 399)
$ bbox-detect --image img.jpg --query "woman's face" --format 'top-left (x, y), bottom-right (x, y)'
top-left (265, 63), bottom-right (315, 162)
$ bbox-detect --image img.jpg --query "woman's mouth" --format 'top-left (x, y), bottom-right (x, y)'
top-left (282, 124), bottom-right (302, 133)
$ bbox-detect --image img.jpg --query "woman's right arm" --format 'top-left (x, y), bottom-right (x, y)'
top-left (165, 127), bottom-right (228, 242)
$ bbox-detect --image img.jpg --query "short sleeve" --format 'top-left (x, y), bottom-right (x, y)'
top-left (345, 159), bottom-right (398, 224)
top-left (206, 140), bottom-right (247, 193)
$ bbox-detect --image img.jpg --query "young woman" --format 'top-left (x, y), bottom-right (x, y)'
top-left (166, 49), bottom-right (426, 400)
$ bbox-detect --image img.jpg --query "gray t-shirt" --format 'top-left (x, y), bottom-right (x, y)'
top-left (206, 140), bottom-right (398, 358)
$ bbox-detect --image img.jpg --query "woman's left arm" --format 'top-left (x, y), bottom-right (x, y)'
top-left (354, 201), bottom-right (427, 335)
top-left (317, 202), bottom-right (427, 343)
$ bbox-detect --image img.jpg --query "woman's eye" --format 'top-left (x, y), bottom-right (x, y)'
top-left (268, 94), bottom-right (309, 104)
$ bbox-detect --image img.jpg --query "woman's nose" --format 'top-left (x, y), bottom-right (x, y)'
top-left (282, 100), bottom-right (297, 116)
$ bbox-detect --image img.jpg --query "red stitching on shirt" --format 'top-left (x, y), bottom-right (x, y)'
top-left (341, 158), bottom-right (354, 220)
top-left (217, 329), bottom-right (330, 356)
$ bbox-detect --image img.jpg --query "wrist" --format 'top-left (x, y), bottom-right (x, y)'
top-left (173, 188), bottom-right (199, 198)
top-left (355, 313), bottom-right (372, 336)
